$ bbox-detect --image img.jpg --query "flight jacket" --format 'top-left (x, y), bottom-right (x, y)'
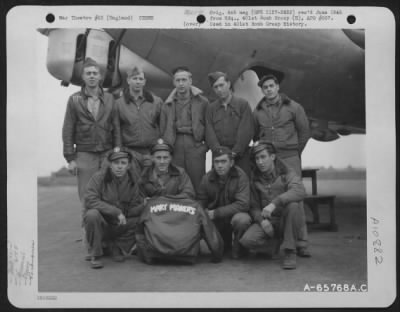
top-left (62, 87), bottom-right (121, 162)
top-left (160, 86), bottom-right (209, 146)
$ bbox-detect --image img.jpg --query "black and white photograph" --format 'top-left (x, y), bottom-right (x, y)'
top-left (6, 5), bottom-right (396, 308)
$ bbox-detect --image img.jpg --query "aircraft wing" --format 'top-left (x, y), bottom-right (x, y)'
top-left (39, 28), bottom-right (365, 141)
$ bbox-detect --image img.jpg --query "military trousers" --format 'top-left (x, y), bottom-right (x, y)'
top-left (213, 212), bottom-right (252, 250)
top-left (173, 134), bottom-right (208, 192)
top-left (83, 209), bottom-right (138, 257)
top-left (239, 202), bottom-right (307, 252)
top-left (76, 151), bottom-right (109, 202)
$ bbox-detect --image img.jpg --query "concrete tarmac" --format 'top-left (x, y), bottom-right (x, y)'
top-left (38, 180), bottom-right (367, 292)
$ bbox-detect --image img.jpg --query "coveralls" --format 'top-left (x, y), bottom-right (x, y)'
top-left (205, 95), bottom-right (254, 176)
top-left (160, 86), bottom-right (209, 192)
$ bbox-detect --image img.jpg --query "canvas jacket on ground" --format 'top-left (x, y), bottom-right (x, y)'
top-left (137, 195), bottom-right (224, 263)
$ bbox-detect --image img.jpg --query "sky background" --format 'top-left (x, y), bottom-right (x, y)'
top-left (36, 32), bottom-right (366, 177)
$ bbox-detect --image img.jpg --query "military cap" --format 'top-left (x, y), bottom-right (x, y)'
top-left (82, 57), bottom-right (100, 69)
top-left (151, 138), bottom-right (173, 154)
top-left (108, 147), bottom-right (132, 162)
top-left (212, 146), bottom-right (233, 159)
top-left (251, 140), bottom-right (276, 155)
top-left (208, 71), bottom-right (228, 86)
top-left (127, 66), bottom-right (144, 78)
top-left (257, 73), bottom-right (284, 87)
top-left (172, 66), bottom-right (191, 75)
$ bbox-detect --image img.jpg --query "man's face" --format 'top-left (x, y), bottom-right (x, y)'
top-left (254, 149), bottom-right (275, 173)
top-left (213, 154), bottom-right (234, 177)
top-left (82, 66), bottom-right (101, 88)
top-left (261, 79), bottom-right (280, 100)
top-left (173, 71), bottom-right (192, 94)
top-left (110, 158), bottom-right (130, 178)
top-left (213, 76), bottom-right (231, 100)
top-left (153, 151), bottom-right (172, 173)
top-left (127, 72), bottom-right (146, 93)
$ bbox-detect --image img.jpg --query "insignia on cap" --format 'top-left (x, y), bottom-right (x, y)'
top-left (157, 138), bottom-right (164, 145)
top-left (113, 147), bottom-right (121, 153)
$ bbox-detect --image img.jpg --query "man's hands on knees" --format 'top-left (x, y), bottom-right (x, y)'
top-left (261, 203), bottom-right (276, 237)
top-left (260, 219), bottom-right (274, 237)
top-left (261, 203), bottom-right (276, 219)
top-left (118, 213), bottom-right (127, 225)
top-left (207, 209), bottom-right (215, 220)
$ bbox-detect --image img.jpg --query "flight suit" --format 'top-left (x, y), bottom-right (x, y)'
top-left (160, 86), bottom-right (209, 192)
top-left (205, 95), bottom-right (254, 176)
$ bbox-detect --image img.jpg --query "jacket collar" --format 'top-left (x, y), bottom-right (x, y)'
top-left (255, 93), bottom-right (291, 110)
top-left (143, 163), bottom-right (181, 182)
top-left (81, 86), bottom-right (104, 100)
top-left (209, 166), bottom-right (239, 182)
top-left (165, 85), bottom-right (203, 105)
top-left (104, 167), bottom-right (136, 185)
top-left (251, 158), bottom-right (288, 182)
top-left (123, 88), bottom-right (154, 104)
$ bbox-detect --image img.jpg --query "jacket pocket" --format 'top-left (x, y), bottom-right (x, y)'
top-left (76, 124), bottom-right (93, 144)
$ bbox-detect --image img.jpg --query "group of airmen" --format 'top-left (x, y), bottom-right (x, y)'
top-left (62, 57), bottom-right (311, 270)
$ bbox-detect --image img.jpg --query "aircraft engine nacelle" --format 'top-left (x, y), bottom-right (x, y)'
top-left (45, 28), bottom-right (171, 89)
top-left (309, 119), bottom-right (340, 142)
top-left (46, 28), bottom-right (113, 86)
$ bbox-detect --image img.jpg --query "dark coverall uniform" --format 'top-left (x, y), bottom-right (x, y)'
top-left (160, 86), bottom-right (209, 192)
top-left (239, 158), bottom-right (307, 253)
top-left (253, 93), bottom-right (310, 177)
top-left (83, 168), bottom-right (144, 257)
top-left (115, 89), bottom-right (163, 167)
top-left (205, 95), bottom-right (254, 176)
top-left (196, 165), bottom-right (251, 251)
top-left (140, 163), bottom-right (195, 199)
top-left (62, 87), bottom-right (121, 201)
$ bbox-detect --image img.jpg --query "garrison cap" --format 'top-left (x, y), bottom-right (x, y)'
top-left (251, 140), bottom-right (277, 156)
top-left (212, 146), bottom-right (233, 159)
top-left (127, 66), bottom-right (144, 78)
top-left (172, 66), bottom-right (191, 75)
top-left (82, 57), bottom-right (100, 69)
top-left (108, 147), bottom-right (132, 162)
top-left (257, 73), bottom-right (284, 87)
top-left (208, 71), bottom-right (227, 86)
top-left (151, 138), bottom-right (173, 154)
